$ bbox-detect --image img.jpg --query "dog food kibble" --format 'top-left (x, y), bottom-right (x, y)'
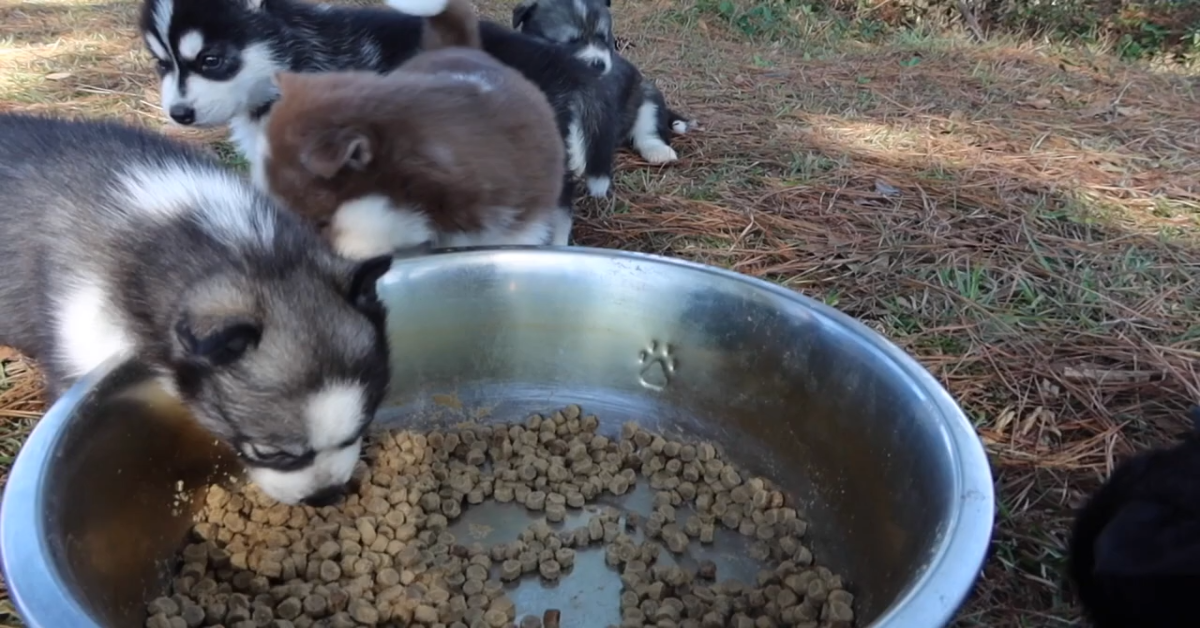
top-left (538, 559), bottom-right (561, 580)
top-left (152, 405), bottom-right (855, 627)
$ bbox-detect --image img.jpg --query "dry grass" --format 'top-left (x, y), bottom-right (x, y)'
top-left (1, 0), bottom-right (1199, 625)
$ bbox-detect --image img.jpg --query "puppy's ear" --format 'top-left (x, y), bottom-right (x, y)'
top-left (300, 128), bottom-right (374, 180)
top-left (512, 0), bottom-right (536, 28)
top-left (345, 255), bottom-right (395, 315)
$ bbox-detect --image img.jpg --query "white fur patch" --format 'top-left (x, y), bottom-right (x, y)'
top-left (230, 114), bottom-right (263, 171)
top-left (246, 381), bottom-right (370, 505)
top-left (332, 195), bottom-right (437, 260)
top-left (551, 207), bottom-right (572, 246)
top-left (385, 0), bottom-right (448, 16)
top-left (117, 163), bottom-right (276, 250)
top-left (178, 30), bottom-right (205, 62)
top-left (445, 72), bottom-right (494, 92)
top-left (586, 176), bottom-right (611, 198)
top-left (56, 280), bottom-right (135, 379)
top-left (630, 100), bottom-right (677, 164)
top-left (145, 33), bottom-right (169, 62)
top-left (147, 0), bottom-right (181, 122)
top-left (575, 44), bottom-right (613, 75)
top-left (163, 42), bottom-right (282, 127)
top-left (671, 119), bottom-right (690, 134)
top-left (565, 118), bottom-right (587, 177)
top-left (439, 208), bottom-right (555, 248)
top-left (305, 382), bottom-right (369, 450)
top-left (151, 0), bottom-right (173, 50)
top-left (247, 439), bottom-right (362, 505)
top-left (248, 121), bottom-right (271, 191)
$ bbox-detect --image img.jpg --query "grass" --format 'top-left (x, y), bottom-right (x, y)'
top-left (1, 0), bottom-right (1199, 625)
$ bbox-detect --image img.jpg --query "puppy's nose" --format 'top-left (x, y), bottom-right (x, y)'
top-left (589, 59), bottom-right (607, 72)
top-left (169, 104), bottom-right (196, 125)
top-left (301, 485), bottom-right (346, 508)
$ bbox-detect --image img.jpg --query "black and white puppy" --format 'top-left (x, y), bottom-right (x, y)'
top-left (512, 0), bottom-right (691, 165)
top-left (139, 0), bottom-right (623, 201)
top-left (0, 113), bottom-right (395, 507)
top-left (1067, 406), bottom-right (1200, 628)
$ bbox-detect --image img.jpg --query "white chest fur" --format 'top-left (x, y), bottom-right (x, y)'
top-left (55, 278), bottom-right (135, 380)
top-left (229, 113), bottom-right (270, 191)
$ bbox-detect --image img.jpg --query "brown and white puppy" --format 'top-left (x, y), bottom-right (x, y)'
top-left (260, 0), bottom-right (569, 260)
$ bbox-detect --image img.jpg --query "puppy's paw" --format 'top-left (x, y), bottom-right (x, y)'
top-left (586, 176), bottom-right (611, 198)
top-left (639, 142), bottom-right (678, 164)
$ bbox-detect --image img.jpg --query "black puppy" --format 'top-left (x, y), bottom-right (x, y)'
top-left (1068, 406), bottom-right (1200, 627)
top-left (512, 0), bottom-right (691, 187)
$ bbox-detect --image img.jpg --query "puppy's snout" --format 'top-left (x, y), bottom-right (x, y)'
top-left (589, 58), bottom-right (607, 72)
top-left (301, 485), bottom-right (346, 508)
top-left (169, 104), bottom-right (196, 125)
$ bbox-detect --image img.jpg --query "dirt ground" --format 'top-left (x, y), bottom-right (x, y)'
top-left (1, 0), bottom-right (1199, 625)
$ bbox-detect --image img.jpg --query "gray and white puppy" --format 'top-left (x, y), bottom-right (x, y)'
top-left (513, 0), bottom-right (691, 165)
top-left (0, 113), bottom-right (394, 507)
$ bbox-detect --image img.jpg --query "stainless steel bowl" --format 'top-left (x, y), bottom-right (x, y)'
top-left (0, 247), bottom-right (994, 628)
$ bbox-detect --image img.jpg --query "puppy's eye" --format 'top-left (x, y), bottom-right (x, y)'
top-left (244, 443), bottom-right (314, 470)
top-left (250, 443), bottom-right (282, 459)
top-left (155, 59), bottom-right (172, 75)
top-left (199, 54), bottom-right (225, 71)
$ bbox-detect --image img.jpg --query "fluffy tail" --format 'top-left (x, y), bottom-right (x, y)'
top-left (385, 0), bottom-right (481, 50)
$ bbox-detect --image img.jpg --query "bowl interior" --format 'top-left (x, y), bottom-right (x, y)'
top-left (6, 248), bottom-right (992, 628)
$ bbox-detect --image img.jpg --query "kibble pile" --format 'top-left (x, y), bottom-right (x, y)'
top-left (147, 405), bottom-right (856, 628)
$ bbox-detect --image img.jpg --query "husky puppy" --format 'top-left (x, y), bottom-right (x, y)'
top-left (139, 0), bottom-right (622, 200)
top-left (512, 0), bottom-right (692, 165)
top-left (0, 113), bottom-right (394, 507)
top-left (1067, 406), bottom-right (1200, 628)
top-left (261, 0), bottom-right (568, 259)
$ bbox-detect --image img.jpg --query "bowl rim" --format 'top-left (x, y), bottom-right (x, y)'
top-left (387, 246), bottom-right (997, 627)
top-left (1, 352), bottom-right (129, 628)
top-left (0, 246), bottom-right (995, 628)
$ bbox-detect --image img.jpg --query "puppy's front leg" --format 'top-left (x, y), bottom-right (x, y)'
top-left (630, 98), bottom-right (678, 164)
top-left (582, 116), bottom-right (617, 198)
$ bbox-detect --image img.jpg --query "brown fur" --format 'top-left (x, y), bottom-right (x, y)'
top-left (261, 0), bottom-right (564, 255)
top-left (420, 0), bottom-right (481, 50)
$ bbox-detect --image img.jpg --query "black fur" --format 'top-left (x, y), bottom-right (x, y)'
top-left (139, 0), bottom-right (624, 206)
top-left (1067, 406), bottom-right (1200, 628)
top-left (510, 0), bottom-right (690, 171)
